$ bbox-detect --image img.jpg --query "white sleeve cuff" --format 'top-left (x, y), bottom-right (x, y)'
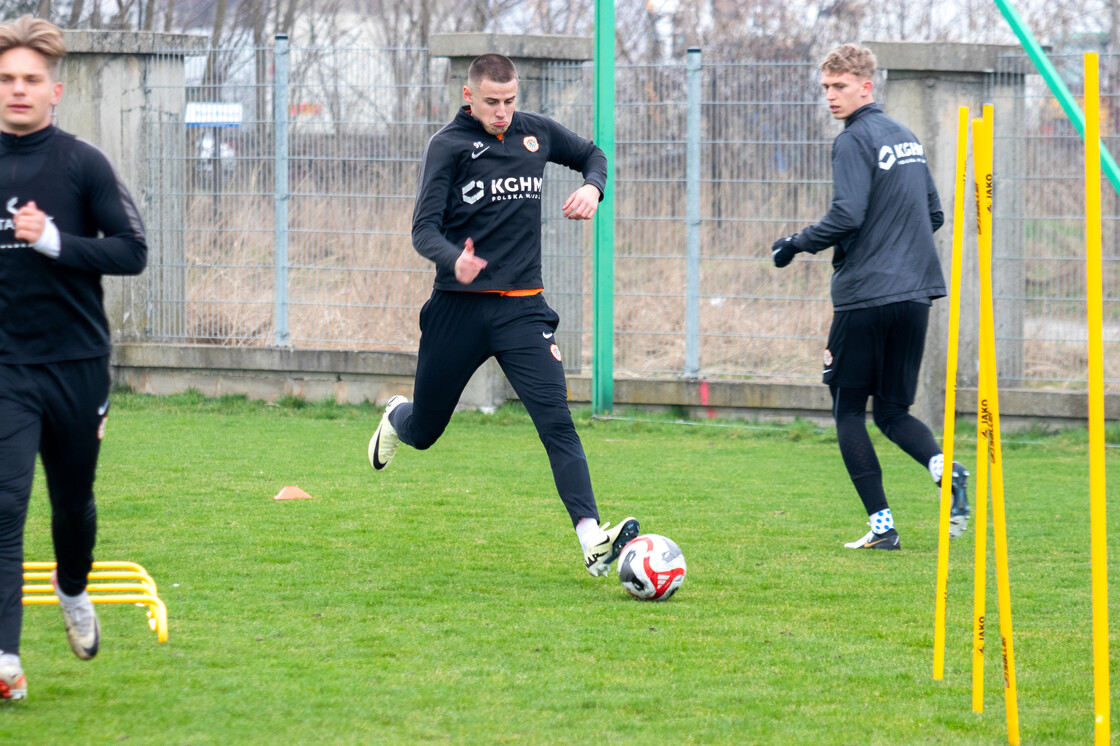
top-left (31, 220), bottom-right (60, 258)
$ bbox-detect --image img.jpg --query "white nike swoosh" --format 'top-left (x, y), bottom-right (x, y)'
top-left (543, 332), bottom-right (554, 339)
top-left (471, 147), bottom-right (489, 159)
top-left (822, 368), bottom-right (832, 373)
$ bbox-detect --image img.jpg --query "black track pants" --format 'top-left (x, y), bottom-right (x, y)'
top-left (831, 385), bottom-right (941, 517)
top-left (390, 291), bottom-right (598, 526)
top-left (0, 357), bottom-right (108, 654)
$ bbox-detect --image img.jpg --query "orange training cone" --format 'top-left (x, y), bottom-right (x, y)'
top-left (274, 486), bottom-right (313, 500)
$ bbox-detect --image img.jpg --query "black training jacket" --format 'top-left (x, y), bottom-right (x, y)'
top-left (794, 103), bottom-right (946, 311)
top-left (412, 106), bottom-right (607, 292)
top-left (0, 125), bottom-right (147, 363)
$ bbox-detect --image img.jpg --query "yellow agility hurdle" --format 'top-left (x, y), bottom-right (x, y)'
top-left (21, 561), bottom-right (169, 643)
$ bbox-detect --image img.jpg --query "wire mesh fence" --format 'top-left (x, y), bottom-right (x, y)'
top-left (989, 53), bottom-right (1120, 389)
top-left (538, 57), bottom-right (837, 379)
top-left (137, 41), bottom-right (1118, 390)
top-left (143, 44), bottom-right (446, 349)
top-left (140, 44), bottom-right (838, 381)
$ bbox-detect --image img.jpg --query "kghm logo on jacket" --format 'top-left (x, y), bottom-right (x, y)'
top-left (459, 175), bottom-right (544, 205)
top-left (878, 141), bottom-right (925, 171)
top-left (462, 180), bottom-right (486, 204)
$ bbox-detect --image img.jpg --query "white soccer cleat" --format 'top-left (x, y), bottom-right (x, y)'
top-left (53, 572), bottom-right (100, 660)
top-left (0, 657), bottom-right (26, 700)
top-left (368, 395), bottom-right (407, 471)
top-left (584, 517), bottom-right (640, 577)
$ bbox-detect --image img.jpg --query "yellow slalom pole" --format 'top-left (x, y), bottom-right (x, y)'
top-left (970, 111), bottom-right (993, 714)
top-left (977, 105), bottom-right (1021, 746)
top-left (1083, 51), bottom-right (1110, 746)
top-left (934, 106), bottom-right (969, 682)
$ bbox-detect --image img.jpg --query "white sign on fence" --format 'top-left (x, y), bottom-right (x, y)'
top-left (185, 102), bottom-right (243, 128)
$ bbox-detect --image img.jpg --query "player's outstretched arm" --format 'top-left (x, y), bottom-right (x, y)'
top-left (562, 184), bottom-right (601, 220)
top-left (796, 133), bottom-right (868, 253)
top-left (412, 135), bottom-right (466, 273)
top-left (51, 145), bottom-right (147, 276)
top-left (543, 116), bottom-right (607, 201)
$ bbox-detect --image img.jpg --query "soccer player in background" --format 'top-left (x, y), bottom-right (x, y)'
top-left (769, 44), bottom-right (968, 550)
top-left (0, 16), bottom-right (148, 699)
top-left (367, 53), bottom-right (639, 577)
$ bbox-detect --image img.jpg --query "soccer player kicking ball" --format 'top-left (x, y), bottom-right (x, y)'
top-left (0, 17), bottom-right (148, 699)
top-left (769, 44), bottom-right (968, 551)
top-left (368, 53), bottom-right (638, 576)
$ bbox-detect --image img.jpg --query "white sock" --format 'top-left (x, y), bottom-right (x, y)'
top-left (929, 454), bottom-right (944, 484)
top-left (56, 586), bottom-right (90, 610)
top-left (870, 508), bottom-right (894, 534)
top-left (0, 652), bottom-right (19, 668)
top-left (575, 517), bottom-right (601, 551)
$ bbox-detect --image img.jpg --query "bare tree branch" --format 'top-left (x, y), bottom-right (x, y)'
top-left (282, 0), bottom-right (299, 34)
top-left (68, 0), bottom-right (86, 27)
top-left (163, 0), bottom-right (175, 32)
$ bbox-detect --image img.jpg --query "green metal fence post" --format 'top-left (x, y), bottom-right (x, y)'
top-left (592, 0), bottom-right (615, 414)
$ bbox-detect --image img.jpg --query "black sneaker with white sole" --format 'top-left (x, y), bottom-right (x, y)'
top-left (844, 527), bottom-right (901, 550)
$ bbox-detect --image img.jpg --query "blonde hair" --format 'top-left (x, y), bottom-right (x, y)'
top-left (0, 16), bottom-right (65, 79)
top-left (820, 44), bottom-right (875, 80)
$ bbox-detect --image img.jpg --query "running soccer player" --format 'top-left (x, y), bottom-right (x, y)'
top-left (769, 44), bottom-right (968, 550)
top-left (0, 16), bottom-right (148, 699)
top-left (367, 53), bottom-right (638, 577)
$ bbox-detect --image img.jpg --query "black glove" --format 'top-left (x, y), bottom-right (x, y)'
top-left (771, 234), bottom-right (801, 268)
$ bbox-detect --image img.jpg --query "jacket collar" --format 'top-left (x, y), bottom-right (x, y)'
top-left (0, 123), bottom-right (56, 153)
top-left (844, 102), bottom-right (881, 128)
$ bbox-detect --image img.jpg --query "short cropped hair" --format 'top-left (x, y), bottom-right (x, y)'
top-left (468, 54), bottom-right (517, 89)
top-left (820, 44), bottom-right (875, 80)
top-left (0, 15), bottom-right (65, 79)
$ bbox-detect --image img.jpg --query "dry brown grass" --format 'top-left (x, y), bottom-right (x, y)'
top-left (175, 163), bottom-right (431, 349)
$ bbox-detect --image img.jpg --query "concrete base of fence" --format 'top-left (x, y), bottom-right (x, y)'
top-left (111, 344), bottom-right (1118, 429)
top-left (112, 343), bottom-right (514, 413)
top-left (113, 344), bottom-right (417, 407)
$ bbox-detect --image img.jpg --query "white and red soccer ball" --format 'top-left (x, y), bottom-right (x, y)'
top-left (617, 534), bottom-right (686, 601)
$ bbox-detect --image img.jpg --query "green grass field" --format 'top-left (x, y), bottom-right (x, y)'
top-left (1, 391), bottom-right (1117, 744)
